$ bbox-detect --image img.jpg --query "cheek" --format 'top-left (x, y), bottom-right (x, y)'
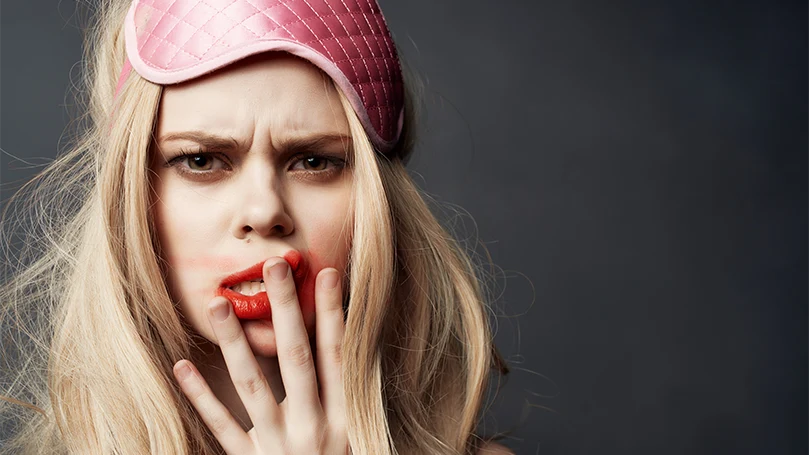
top-left (151, 179), bottom-right (228, 318)
top-left (153, 185), bottom-right (224, 255)
top-left (294, 196), bottom-right (353, 315)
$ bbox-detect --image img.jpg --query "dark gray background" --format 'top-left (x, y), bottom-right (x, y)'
top-left (1, 1), bottom-right (806, 454)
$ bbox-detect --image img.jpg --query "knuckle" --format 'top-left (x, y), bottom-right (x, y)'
top-left (198, 402), bottom-right (229, 436)
top-left (181, 376), bottom-right (212, 404)
top-left (186, 383), bottom-right (207, 402)
top-left (234, 374), bottom-right (269, 399)
top-left (322, 300), bottom-right (344, 317)
top-left (207, 413), bottom-right (230, 437)
top-left (286, 343), bottom-right (313, 369)
top-left (218, 326), bottom-right (245, 345)
top-left (323, 342), bottom-right (343, 366)
top-left (272, 285), bottom-right (298, 306)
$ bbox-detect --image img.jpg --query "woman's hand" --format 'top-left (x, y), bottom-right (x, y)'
top-left (172, 258), bottom-right (348, 454)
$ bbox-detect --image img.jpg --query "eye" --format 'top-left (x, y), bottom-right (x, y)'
top-left (187, 154), bottom-right (215, 171)
top-left (296, 156), bottom-right (328, 171)
top-left (289, 154), bottom-right (345, 173)
top-left (165, 149), bottom-right (230, 178)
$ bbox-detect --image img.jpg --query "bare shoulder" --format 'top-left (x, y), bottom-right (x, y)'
top-left (478, 441), bottom-right (514, 454)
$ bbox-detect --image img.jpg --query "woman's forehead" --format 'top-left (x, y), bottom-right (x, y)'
top-left (155, 53), bottom-right (349, 141)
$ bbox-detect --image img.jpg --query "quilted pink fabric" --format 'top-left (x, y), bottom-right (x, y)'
top-left (122, 0), bottom-right (404, 152)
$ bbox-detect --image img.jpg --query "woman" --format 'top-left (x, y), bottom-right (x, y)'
top-left (1, 0), bottom-right (510, 453)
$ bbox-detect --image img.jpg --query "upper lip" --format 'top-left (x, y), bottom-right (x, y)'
top-left (219, 255), bottom-right (299, 289)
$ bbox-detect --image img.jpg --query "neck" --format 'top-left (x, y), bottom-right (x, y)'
top-left (190, 339), bottom-right (286, 430)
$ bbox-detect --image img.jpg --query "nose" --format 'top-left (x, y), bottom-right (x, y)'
top-left (230, 170), bottom-right (294, 240)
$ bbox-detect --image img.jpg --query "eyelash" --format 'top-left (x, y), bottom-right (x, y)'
top-left (165, 149), bottom-right (346, 180)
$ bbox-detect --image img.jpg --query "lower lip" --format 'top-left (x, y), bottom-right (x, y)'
top-left (217, 251), bottom-right (309, 319)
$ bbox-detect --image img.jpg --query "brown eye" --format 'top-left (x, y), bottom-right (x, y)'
top-left (288, 154), bottom-right (346, 179)
top-left (302, 156), bottom-right (327, 171)
top-left (165, 150), bottom-right (229, 177)
top-left (188, 155), bottom-right (213, 171)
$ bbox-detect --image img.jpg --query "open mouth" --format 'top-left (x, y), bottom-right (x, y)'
top-left (228, 279), bottom-right (266, 296)
top-left (215, 251), bottom-right (307, 320)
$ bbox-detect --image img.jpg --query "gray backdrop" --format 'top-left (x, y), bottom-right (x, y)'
top-left (1, 1), bottom-right (806, 454)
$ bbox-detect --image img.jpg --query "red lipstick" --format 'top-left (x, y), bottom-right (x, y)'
top-left (216, 251), bottom-right (308, 319)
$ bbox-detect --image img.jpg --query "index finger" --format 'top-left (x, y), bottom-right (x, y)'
top-left (263, 258), bottom-right (321, 421)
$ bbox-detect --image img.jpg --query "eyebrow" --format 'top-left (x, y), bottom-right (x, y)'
top-left (157, 131), bottom-right (352, 152)
top-left (158, 131), bottom-right (242, 149)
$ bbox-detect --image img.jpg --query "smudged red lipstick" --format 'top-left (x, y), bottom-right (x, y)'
top-left (216, 250), bottom-right (308, 319)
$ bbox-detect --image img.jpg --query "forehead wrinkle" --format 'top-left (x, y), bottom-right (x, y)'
top-left (270, 102), bottom-right (349, 144)
top-left (159, 59), bottom-right (348, 156)
top-left (159, 90), bottom-right (254, 142)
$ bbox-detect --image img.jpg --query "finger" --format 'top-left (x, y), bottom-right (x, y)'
top-left (207, 296), bottom-right (280, 439)
top-left (263, 258), bottom-right (321, 423)
top-left (314, 268), bottom-right (346, 421)
top-left (173, 360), bottom-right (253, 454)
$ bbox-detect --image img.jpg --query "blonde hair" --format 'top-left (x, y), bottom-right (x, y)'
top-left (0, 1), bottom-right (506, 453)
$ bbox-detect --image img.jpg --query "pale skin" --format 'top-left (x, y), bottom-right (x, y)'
top-left (150, 53), bottom-right (510, 454)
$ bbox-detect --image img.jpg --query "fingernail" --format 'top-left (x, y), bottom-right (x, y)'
top-left (270, 261), bottom-right (289, 281)
top-left (321, 269), bottom-right (339, 290)
top-left (210, 299), bottom-right (230, 321)
top-left (175, 361), bottom-right (193, 381)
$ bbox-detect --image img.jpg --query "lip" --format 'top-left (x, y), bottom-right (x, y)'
top-left (216, 250), bottom-right (307, 319)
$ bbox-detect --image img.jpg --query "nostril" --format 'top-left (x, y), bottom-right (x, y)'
top-left (238, 221), bottom-right (291, 238)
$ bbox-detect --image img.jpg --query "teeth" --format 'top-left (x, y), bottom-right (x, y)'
top-left (229, 279), bottom-right (265, 296)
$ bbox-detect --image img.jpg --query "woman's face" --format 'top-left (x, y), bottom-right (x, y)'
top-left (150, 54), bottom-right (353, 357)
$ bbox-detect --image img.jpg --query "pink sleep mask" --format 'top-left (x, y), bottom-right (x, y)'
top-left (116, 0), bottom-right (404, 153)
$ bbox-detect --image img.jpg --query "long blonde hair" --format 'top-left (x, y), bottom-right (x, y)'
top-left (0, 1), bottom-right (505, 453)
